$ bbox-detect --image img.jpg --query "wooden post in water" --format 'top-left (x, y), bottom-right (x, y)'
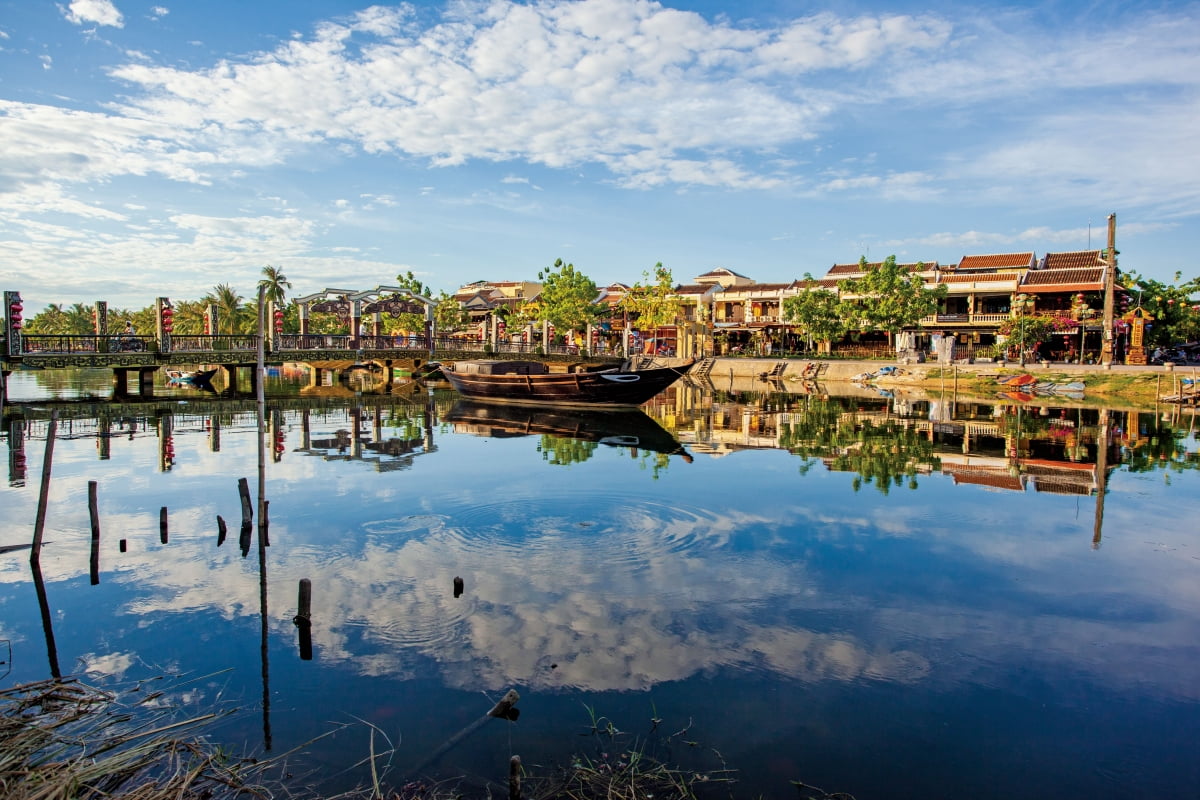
top-left (294, 578), bottom-right (313, 661)
top-left (255, 285), bottom-right (269, 550)
top-left (88, 480), bottom-right (100, 585)
top-left (159, 506), bottom-right (168, 544)
top-left (509, 755), bottom-right (522, 800)
top-left (217, 514), bottom-right (228, 546)
top-left (239, 477), bottom-right (253, 526)
top-left (30, 411), bottom-right (58, 563)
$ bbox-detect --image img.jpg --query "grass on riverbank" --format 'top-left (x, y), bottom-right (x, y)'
top-left (0, 676), bottom-right (268, 800)
top-left (2, 676), bottom-right (855, 800)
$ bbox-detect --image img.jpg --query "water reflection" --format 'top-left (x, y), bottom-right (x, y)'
top-left (1, 379), bottom-right (1198, 799)
top-left (446, 400), bottom-right (692, 464)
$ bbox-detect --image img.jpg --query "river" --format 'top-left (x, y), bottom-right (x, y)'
top-left (1, 367), bottom-right (1197, 799)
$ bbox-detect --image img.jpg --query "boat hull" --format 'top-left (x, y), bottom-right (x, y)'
top-left (442, 361), bottom-right (690, 406)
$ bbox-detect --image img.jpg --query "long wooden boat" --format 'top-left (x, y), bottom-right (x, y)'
top-left (441, 359), bottom-right (691, 406)
top-left (447, 399), bottom-right (691, 458)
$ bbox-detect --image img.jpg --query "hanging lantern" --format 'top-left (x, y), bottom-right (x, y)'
top-left (273, 308), bottom-right (284, 333)
top-left (161, 306), bottom-right (174, 333)
top-left (9, 300), bottom-right (23, 329)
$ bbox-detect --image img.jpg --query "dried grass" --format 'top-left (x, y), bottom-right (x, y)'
top-left (0, 676), bottom-right (269, 800)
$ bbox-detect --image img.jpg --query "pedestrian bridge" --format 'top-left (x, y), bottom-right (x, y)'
top-left (1, 332), bottom-right (624, 398)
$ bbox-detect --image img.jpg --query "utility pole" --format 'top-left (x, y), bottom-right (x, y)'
top-left (1099, 213), bottom-right (1117, 365)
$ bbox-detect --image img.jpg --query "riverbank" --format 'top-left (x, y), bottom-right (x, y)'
top-left (704, 356), bottom-right (1200, 405)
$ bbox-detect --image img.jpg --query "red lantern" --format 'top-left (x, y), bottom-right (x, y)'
top-left (9, 300), bottom-right (23, 328)
top-left (273, 309), bottom-right (284, 333)
top-left (161, 306), bottom-right (174, 333)
top-left (203, 318), bottom-right (211, 334)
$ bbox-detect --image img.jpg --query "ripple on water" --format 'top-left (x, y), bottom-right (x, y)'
top-left (427, 490), bottom-right (722, 566)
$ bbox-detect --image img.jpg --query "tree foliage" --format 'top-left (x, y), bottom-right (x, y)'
top-left (205, 284), bottom-right (245, 334)
top-left (836, 256), bottom-right (946, 338)
top-left (1120, 270), bottom-right (1200, 346)
top-left (257, 265), bottom-right (292, 306)
top-left (619, 263), bottom-right (683, 332)
top-left (536, 258), bottom-right (599, 333)
top-left (782, 275), bottom-right (848, 345)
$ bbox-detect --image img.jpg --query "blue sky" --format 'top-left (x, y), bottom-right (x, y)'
top-left (2, 0), bottom-right (1198, 312)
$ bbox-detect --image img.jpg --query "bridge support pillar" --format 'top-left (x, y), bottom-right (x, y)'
top-left (112, 368), bottom-right (130, 397)
top-left (138, 368), bottom-right (156, 397)
top-left (222, 365), bottom-right (240, 394)
top-left (382, 360), bottom-right (393, 388)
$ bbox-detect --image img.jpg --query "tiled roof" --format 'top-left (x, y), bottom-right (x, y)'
top-left (944, 466), bottom-right (1025, 491)
top-left (697, 267), bottom-right (750, 279)
top-left (1042, 250), bottom-right (1105, 269)
top-left (826, 263), bottom-right (863, 276)
top-left (827, 261), bottom-right (930, 277)
top-left (1022, 267), bottom-right (1105, 289)
top-left (673, 284), bottom-right (712, 295)
top-left (957, 253), bottom-right (1035, 270)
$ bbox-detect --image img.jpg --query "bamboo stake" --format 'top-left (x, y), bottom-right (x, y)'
top-left (30, 411), bottom-right (58, 563)
top-left (88, 481), bottom-right (100, 585)
top-left (414, 689), bottom-right (521, 773)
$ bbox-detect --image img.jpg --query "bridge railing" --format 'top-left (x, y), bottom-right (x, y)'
top-left (279, 334), bottom-right (353, 350)
top-left (19, 334), bottom-right (155, 354)
top-left (169, 334), bottom-right (259, 352)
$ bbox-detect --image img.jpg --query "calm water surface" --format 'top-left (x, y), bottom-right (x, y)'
top-left (1, 368), bottom-right (1198, 799)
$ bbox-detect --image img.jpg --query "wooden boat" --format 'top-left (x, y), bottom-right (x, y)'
top-left (447, 399), bottom-right (691, 459)
top-left (165, 367), bottom-right (217, 385)
top-left (441, 359), bottom-right (692, 407)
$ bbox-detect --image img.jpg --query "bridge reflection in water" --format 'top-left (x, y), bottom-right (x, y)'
top-left (3, 332), bottom-right (623, 399)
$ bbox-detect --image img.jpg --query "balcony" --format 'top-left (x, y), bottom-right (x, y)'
top-left (918, 312), bottom-right (1010, 327)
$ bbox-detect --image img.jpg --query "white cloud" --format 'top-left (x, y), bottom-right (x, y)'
top-left (62, 0), bottom-right (125, 28)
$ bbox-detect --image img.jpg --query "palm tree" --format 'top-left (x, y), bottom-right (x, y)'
top-left (258, 265), bottom-right (292, 306)
top-left (205, 284), bottom-right (244, 335)
top-left (67, 303), bottom-right (94, 334)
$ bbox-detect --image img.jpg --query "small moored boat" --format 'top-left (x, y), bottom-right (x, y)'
top-left (165, 367), bottom-right (218, 386)
top-left (441, 359), bottom-right (691, 406)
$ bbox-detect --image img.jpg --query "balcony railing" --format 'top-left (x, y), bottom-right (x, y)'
top-left (917, 312), bottom-right (1011, 326)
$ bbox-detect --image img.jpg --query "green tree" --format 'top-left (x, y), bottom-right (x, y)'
top-left (434, 290), bottom-right (469, 334)
top-left (23, 304), bottom-right (67, 334)
top-left (205, 283), bottom-right (245, 334)
top-left (619, 263), bottom-right (683, 332)
top-left (837, 256), bottom-right (946, 342)
top-left (257, 265), bottom-right (292, 306)
top-left (782, 275), bottom-right (849, 349)
top-left (536, 258), bottom-right (599, 335)
top-left (1119, 271), bottom-right (1200, 346)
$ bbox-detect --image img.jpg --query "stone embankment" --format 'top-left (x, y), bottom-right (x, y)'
top-left (697, 356), bottom-right (1197, 405)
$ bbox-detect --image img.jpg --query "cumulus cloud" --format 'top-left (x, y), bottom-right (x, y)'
top-left (62, 0), bottom-right (124, 28)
